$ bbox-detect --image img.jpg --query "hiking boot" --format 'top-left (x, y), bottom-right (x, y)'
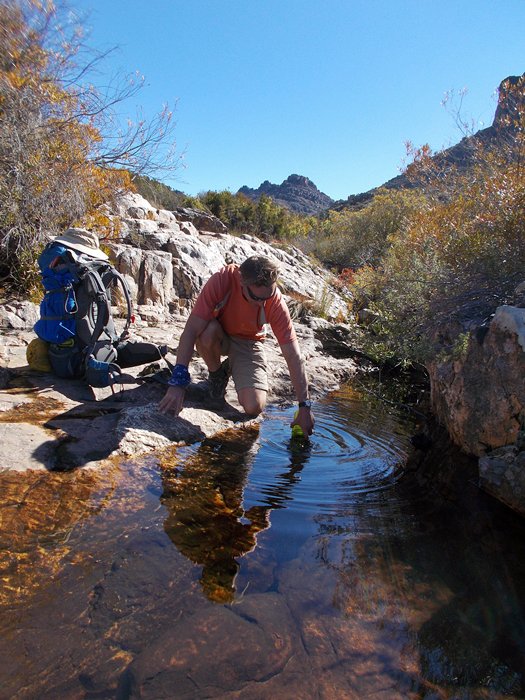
top-left (207, 359), bottom-right (230, 400)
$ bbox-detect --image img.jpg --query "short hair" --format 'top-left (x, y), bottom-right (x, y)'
top-left (239, 256), bottom-right (280, 287)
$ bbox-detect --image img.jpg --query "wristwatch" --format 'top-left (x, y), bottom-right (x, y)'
top-left (298, 400), bottom-right (312, 409)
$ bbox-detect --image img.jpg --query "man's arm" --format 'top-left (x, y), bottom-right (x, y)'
top-left (280, 339), bottom-right (315, 435)
top-left (158, 314), bottom-right (209, 416)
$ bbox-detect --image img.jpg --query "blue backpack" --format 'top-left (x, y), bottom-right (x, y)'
top-left (34, 242), bottom-right (134, 386)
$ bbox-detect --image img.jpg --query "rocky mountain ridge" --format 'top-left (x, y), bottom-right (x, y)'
top-left (237, 73), bottom-right (524, 216)
top-left (238, 174), bottom-right (334, 215)
top-left (335, 72), bottom-right (525, 211)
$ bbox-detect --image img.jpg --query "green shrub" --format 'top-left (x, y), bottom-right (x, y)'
top-left (313, 188), bottom-right (427, 270)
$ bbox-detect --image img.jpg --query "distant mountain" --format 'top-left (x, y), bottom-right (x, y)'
top-left (238, 174), bottom-right (334, 215)
top-left (334, 72), bottom-right (525, 211)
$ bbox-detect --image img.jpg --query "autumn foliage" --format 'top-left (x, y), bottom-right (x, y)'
top-left (0, 0), bottom-right (177, 294)
top-left (347, 76), bottom-right (525, 363)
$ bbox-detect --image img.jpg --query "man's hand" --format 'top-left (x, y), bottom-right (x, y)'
top-left (291, 406), bottom-right (315, 436)
top-left (159, 385), bottom-right (186, 416)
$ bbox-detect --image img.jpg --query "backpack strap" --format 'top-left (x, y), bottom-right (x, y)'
top-left (108, 267), bottom-right (134, 339)
top-left (67, 255), bottom-right (134, 346)
top-left (213, 290), bottom-right (231, 318)
top-left (80, 266), bottom-right (113, 359)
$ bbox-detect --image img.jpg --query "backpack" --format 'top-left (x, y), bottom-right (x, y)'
top-left (34, 242), bottom-right (134, 386)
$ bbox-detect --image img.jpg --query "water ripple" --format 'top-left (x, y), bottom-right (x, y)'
top-left (246, 395), bottom-right (415, 520)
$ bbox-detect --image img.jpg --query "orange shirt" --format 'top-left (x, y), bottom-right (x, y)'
top-left (191, 265), bottom-right (296, 345)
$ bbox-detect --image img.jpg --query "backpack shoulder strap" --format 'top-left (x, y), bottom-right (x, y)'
top-left (80, 266), bottom-right (112, 357)
top-left (106, 267), bottom-right (134, 337)
top-left (213, 290), bottom-right (231, 318)
top-left (76, 256), bottom-right (134, 344)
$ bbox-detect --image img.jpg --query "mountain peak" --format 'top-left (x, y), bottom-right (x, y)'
top-left (238, 174), bottom-right (333, 215)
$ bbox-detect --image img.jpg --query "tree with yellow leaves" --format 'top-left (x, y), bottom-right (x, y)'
top-left (0, 0), bottom-right (179, 293)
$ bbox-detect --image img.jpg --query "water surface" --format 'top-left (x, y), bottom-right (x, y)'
top-left (1, 382), bottom-right (524, 698)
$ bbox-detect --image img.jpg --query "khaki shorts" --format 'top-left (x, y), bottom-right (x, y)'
top-left (221, 335), bottom-right (268, 392)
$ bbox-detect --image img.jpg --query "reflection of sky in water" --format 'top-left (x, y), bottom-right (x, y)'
top-left (245, 391), bottom-right (414, 527)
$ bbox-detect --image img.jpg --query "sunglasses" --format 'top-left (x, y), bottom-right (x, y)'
top-left (245, 284), bottom-right (275, 302)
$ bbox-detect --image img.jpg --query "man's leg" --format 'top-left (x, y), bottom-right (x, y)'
top-left (196, 320), bottom-right (230, 400)
top-left (237, 387), bottom-right (267, 416)
top-left (229, 339), bottom-right (268, 416)
top-left (195, 319), bottom-right (224, 372)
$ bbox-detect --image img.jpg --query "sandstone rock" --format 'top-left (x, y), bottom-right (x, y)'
top-left (109, 244), bottom-right (143, 305)
top-left (428, 305), bottom-right (525, 457)
top-left (117, 593), bottom-right (297, 698)
top-left (0, 423), bottom-right (57, 471)
top-left (113, 191), bottom-right (157, 220)
top-left (0, 300), bottom-right (39, 329)
top-left (122, 217), bottom-right (159, 236)
top-left (114, 405), bottom-right (242, 456)
top-left (139, 250), bottom-right (173, 307)
top-left (0, 186), bottom-right (354, 477)
top-left (134, 305), bottom-right (171, 324)
top-left (479, 446), bottom-right (525, 517)
top-left (173, 207), bottom-right (227, 234)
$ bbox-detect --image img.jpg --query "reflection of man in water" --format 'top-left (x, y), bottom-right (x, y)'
top-left (161, 426), bottom-right (270, 603)
top-left (161, 424), bottom-right (312, 603)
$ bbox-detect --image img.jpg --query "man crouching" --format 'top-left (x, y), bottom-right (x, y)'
top-left (159, 255), bottom-right (314, 436)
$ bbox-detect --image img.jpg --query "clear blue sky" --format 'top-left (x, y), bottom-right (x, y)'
top-left (71, 0), bottom-right (524, 201)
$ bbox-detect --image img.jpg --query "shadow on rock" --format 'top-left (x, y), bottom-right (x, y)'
top-left (33, 378), bottom-right (254, 470)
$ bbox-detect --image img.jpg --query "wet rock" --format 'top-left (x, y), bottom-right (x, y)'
top-left (117, 593), bottom-right (297, 699)
top-left (479, 446), bottom-right (525, 516)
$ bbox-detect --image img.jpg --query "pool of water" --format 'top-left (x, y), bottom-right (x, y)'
top-left (1, 382), bottom-right (525, 698)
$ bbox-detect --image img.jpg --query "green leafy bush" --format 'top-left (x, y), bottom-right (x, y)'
top-left (313, 188), bottom-right (427, 270)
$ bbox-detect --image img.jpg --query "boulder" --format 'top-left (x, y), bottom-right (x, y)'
top-left (427, 304), bottom-right (525, 515)
top-left (428, 305), bottom-right (525, 457)
top-left (0, 300), bottom-right (39, 330)
top-left (173, 207), bottom-right (228, 234)
top-left (139, 250), bottom-right (174, 307)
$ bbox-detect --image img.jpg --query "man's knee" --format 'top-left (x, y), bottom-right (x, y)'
top-left (238, 388), bottom-right (267, 416)
top-left (196, 319), bottom-right (223, 351)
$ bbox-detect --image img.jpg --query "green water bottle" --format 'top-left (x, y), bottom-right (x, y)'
top-left (291, 409), bottom-right (304, 438)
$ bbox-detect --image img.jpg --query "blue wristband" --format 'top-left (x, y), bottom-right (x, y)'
top-left (168, 363), bottom-right (191, 387)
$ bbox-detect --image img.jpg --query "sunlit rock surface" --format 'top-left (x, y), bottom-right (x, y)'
top-left (109, 192), bottom-right (350, 319)
top-left (0, 314), bottom-right (355, 472)
top-left (0, 190), bottom-right (357, 471)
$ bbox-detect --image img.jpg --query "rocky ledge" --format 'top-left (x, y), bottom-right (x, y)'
top-left (0, 307), bottom-right (357, 472)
